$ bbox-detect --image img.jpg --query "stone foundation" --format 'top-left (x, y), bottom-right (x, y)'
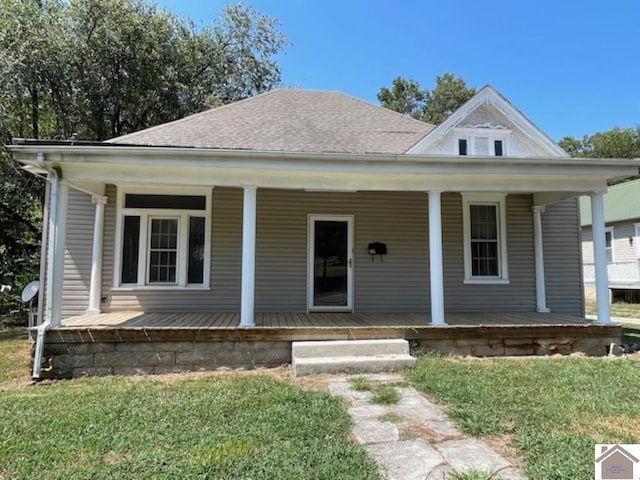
top-left (31, 323), bottom-right (622, 379)
top-left (33, 339), bottom-right (291, 379)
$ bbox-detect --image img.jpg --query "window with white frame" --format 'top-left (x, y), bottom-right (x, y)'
top-left (462, 193), bottom-right (509, 283)
top-left (605, 227), bottom-right (614, 263)
top-left (636, 224), bottom-right (640, 258)
top-left (116, 188), bottom-right (211, 288)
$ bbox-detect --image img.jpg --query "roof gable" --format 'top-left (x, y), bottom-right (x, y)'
top-left (407, 85), bottom-right (568, 158)
top-left (108, 89), bottom-right (434, 155)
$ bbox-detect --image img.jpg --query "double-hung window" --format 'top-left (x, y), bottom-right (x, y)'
top-left (462, 193), bottom-right (509, 284)
top-left (116, 188), bottom-right (211, 289)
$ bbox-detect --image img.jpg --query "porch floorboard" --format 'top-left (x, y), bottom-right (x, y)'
top-left (59, 311), bottom-right (591, 329)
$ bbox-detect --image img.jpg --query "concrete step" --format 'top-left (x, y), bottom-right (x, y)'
top-left (293, 353), bottom-right (416, 377)
top-left (292, 339), bottom-right (415, 377)
top-left (292, 339), bottom-right (410, 359)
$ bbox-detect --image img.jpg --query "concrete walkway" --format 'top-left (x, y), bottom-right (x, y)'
top-left (328, 374), bottom-right (525, 480)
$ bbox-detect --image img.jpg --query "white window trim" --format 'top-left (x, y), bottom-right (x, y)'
top-left (113, 185), bottom-right (212, 290)
top-left (462, 193), bottom-right (509, 284)
top-left (635, 223), bottom-right (640, 259)
top-left (605, 226), bottom-right (614, 263)
top-left (455, 127), bottom-right (511, 156)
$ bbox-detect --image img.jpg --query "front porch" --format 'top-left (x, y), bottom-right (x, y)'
top-left (34, 311), bottom-right (622, 379)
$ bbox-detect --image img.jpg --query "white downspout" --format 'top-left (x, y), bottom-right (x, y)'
top-left (32, 153), bottom-right (59, 379)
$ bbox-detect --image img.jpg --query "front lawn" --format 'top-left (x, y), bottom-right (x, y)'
top-left (585, 299), bottom-right (640, 319)
top-left (0, 369), bottom-right (379, 479)
top-left (0, 329), bottom-right (30, 386)
top-left (408, 355), bottom-right (639, 480)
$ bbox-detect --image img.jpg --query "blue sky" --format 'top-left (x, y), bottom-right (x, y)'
top-left (156, 0), bottom-right (639, 142)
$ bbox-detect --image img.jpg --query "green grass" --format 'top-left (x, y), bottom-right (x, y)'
top-left (0, 329), bottom-right (30, 386)
top-left (0, 331), bottom-right (380, 480)
top-left (585, 299), bottom-right (640, 319)
top-left (449, 470), bottom-right (497, 480)
top-left (347, 376), bottom-right (401, 405)
top-left (408, 355), bottom-right (640, 480)
top-left (0, 374), bottom-right (381, 479)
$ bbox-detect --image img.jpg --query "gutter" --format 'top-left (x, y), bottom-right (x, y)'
top-left (32, 153), bottom-right (58, 380)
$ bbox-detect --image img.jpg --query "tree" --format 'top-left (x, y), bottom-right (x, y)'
top-left (559, 127), bottom-right (640, 159)
top-left (377, 77), bottom-right (426, 120)
top-left (377, 73), bottom-right (475, 124)
top-left (559, 127), bottom-right (640, 185)
top-left (0, 0), bottom-right (288, 325)
top-left (423, 73), bottom-right (476, 125)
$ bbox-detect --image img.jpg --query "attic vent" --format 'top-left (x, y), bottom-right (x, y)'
top-left (474, 137), bottom-right (489, 155)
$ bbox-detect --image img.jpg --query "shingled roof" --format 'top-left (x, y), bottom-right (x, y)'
top-left (107, 89), bottom-right (435, 154)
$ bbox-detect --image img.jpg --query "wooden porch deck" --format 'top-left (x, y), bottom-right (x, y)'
top-left (61, 311), bottom-right (592, 329)
top-left (38, 311), bottom-right (621, 378)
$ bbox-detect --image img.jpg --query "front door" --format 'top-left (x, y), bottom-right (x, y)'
top-left (308, 215), bottom-right (353, 311)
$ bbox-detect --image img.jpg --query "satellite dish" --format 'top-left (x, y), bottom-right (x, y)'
top-left (21, 281), bottom-right (39, 303)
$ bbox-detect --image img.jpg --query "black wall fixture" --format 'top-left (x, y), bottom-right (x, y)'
top-left (368, 242), bottom-right (387, 261)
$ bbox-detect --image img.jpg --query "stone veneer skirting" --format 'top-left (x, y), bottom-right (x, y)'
top-left (31, 324), bottom-right (622, 379)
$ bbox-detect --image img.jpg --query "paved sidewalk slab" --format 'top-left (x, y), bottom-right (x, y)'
top-left (328, 374), bottom-right (526, 480)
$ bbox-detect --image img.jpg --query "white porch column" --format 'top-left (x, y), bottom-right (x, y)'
top-left (591, 191), bottom-right (611, 323)
top-left (240, 186), bottom-right (257, 327)
top-left (428, 190), bottom-right (446, 325)
top-left (87, 195), bottom-right (107, 314)
top-left (48, 179), bottom-right (68, 328)
top-left (532, 206), bottom-right (550, 313)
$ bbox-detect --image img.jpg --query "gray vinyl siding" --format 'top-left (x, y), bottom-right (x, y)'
top-left (102, 186), bottom-right (240, 311)
top-left (94, 188), bottom-right (572, 314)
top-left (61, 189), bottom-right (94, 318)
top-left (255, 190), bottom-right (429, 312)
top-left (442, 193), bottom-right (537, 312)
top-left (543, 199), bottom-right (583, 315)
top-left (582, 221), bottom-right (638, 265)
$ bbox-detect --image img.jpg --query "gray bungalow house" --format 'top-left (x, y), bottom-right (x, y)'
top-left (9, 86), bottom-right (640, 378)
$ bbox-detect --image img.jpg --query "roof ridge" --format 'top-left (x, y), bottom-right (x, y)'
top-left (107, 89), bottom-right (283, 143)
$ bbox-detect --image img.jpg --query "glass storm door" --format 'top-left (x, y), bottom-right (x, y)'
top-left (308, 215), bottom-right (353, 311)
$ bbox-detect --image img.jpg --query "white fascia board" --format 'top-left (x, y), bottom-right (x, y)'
top-left (9, 145), bottom-right (640, 193)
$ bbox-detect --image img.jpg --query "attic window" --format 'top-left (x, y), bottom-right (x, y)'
top-left (494, 140), bottom-right (503, 156)
top-left (457, 135), bottom-right (507, 156)
top-left (458, 139), bottom-right (468, 155)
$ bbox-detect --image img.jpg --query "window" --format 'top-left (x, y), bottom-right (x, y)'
top-left (462, 193), bottom-right (509, 283)
top-left (636, 224), bottom-right (640, 258)
top-left (458, 139), bottom-right (468, 155)
top-left (494, 140), bottom-right (503, 156)
top-left (455, 128), bottom-right (509, 156)
top-left (115, 189), bottom-right (211, 289)
top-left (605, 227), bottom-right (614, 263)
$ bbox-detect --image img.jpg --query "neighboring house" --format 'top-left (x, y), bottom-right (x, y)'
top-left (8, 86), bottom-right (640, 377)
top-left (580, 179), bottom-right (640, 303)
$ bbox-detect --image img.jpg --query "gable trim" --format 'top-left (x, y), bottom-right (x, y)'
top-left (406, 85), bottom-right (569, 158)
